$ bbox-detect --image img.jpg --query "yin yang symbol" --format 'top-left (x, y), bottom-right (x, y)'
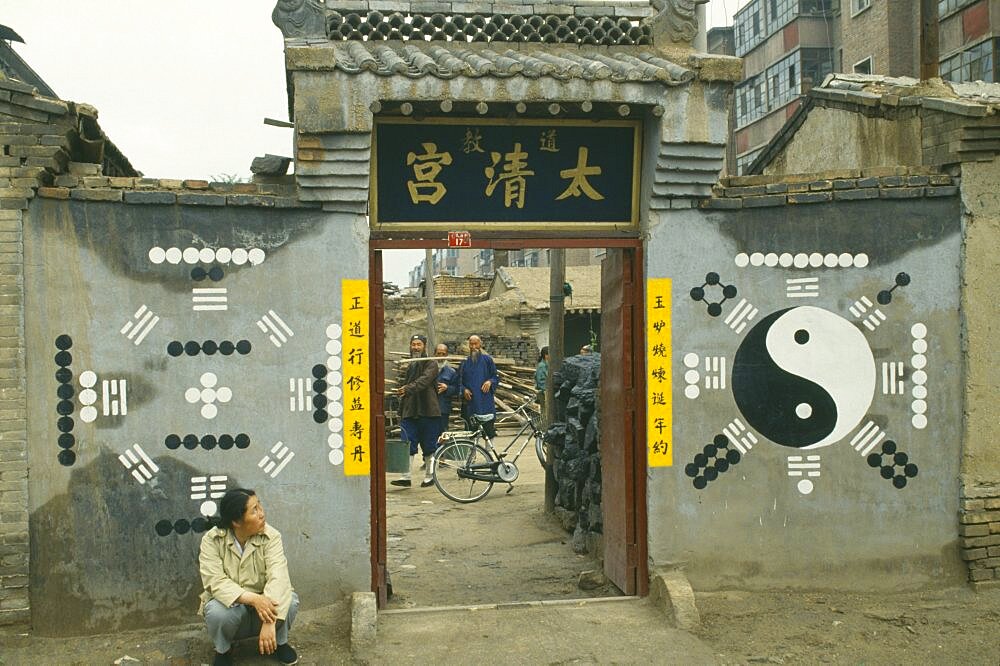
top-left (731, 306), bottom-right (876, 449)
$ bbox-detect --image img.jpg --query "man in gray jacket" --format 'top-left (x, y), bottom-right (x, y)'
top-left (391, 334), bottom-right (441, 488)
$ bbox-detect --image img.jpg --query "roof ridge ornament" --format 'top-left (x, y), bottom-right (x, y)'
top-left (645, 0), bottom-right (708, 49)
top-left (273, 0), bottom-right (326, 38)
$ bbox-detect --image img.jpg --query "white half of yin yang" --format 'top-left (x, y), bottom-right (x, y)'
top-left (765, 306), bottom-right (876, 449)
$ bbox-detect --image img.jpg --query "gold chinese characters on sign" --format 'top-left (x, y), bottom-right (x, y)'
top-left (405, 129), bottom-right (605, 210)
top-left (647, 279), bottom-right (672, 468)
top-left (342, 279), bottom-right (370, 476)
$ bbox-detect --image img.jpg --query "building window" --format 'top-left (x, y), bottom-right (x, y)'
top-left (853, 57), bottom-right (873, 74)
top-left (735, 147), bottom-right (765, 175)
top-left (940, 38), bottom-right (996, 83)
top-left (734, 0), bottom-right (833, 57)
top-left (938, 0), bottom-right (979, 19)
top-left (851, 0), bottom-right (871, 15)
top-left (736, 48), bottom-right (832, 129)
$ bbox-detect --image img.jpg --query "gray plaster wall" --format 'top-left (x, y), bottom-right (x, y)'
top-left (762, 106), bottom-right (923, 175)
top-left (23, 199), bottom-right (370, 634)
top-left (645, 197), bottom-right (965, 589)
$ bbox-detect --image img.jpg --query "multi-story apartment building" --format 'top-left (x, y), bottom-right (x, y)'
top-left (838, 0), bottom-right (920, 76)
top-left (731, 0), bottom-right (838, 174)
top-left (939, 0), bottom-right (999, 83)
top-left (729, 0), bottom-right (996, 175)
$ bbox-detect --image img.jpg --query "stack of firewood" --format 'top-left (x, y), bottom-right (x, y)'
top-left (384, 353), bottom-right (541, 434)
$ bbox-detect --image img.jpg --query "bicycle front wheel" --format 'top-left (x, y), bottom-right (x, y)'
top-left (534, 433), bottom-right (549, 468)
top-left (433, 439), bottom-right (495, 503)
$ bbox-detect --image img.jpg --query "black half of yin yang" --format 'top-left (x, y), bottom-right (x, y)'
top-left (731, 307), bottom-right (837, 448)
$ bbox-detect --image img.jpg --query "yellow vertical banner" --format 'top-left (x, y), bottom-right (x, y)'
top-left (342, 279), bottom-right (371, 476)
top-left (647, 278), bottom-right (673, 467)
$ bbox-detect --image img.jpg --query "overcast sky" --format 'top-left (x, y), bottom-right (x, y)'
top-left (3, 0), bottom-right (747, 286)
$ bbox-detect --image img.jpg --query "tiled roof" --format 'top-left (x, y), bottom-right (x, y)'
top-left (820, 73), bottom-right (1000, 110)
top-left (320, 41), bottom-right (693, 83)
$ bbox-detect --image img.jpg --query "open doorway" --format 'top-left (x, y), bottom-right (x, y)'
top-left (369, 241), bottom-right (647, 608)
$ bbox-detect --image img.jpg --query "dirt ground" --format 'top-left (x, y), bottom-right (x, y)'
top-left (385, 432), bottom-right (1000, 664)
top-left (384, 433), bottom-right (618, 607)
top-left (4, 432), bottom-right (1000, 663)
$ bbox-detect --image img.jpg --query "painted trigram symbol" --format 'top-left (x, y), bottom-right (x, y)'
top-left (787, 455), bottom-right (821, 495)
top-left (120, 305), bottom-right (160, 346)
top-left (881, 361), bottom-right (905, 395)
top-left (787, 455), bottom-right (821, 478)
top-left (850, 420), bottom-right (886, 456)
top-left (192, 287), bottom-right (228, 311)
top-left (118, 444), bottom-right (159, 484)
top-left (259, 441), bottom-right (295, 478)
top-left (849, 296), bottom-right (887, 331)
top-left (191, 474), bottom-right (228, 516)
top-left (102, 380), bottom-right (128, 416)
top-left (786, 277), bottom-right (819, 298)
top-left (724, 298), bottom-right (758, 334)
top-left (257, 310), bottom-right (294, 348)
top-left (849, 296), bottom-right (872, 318)
top-left (702, 356), bottom-right (726, 390)
top-left (289, 378), bottom-right (313, 412)
top-left (722, 418), bottom-right (758, 454)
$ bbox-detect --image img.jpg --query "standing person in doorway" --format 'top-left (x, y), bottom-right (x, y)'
top-left (535, 346), bottom-right (549, 408)
top-left (434, 343), bottom-right (461, 436)
top-left (392, 334), bottom-right (441, 488)
top-left (459, 335), bottom-right (499, 438)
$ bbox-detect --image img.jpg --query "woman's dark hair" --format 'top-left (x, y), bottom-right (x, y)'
top-left (538, 346), bottom-right (549, 363)
top-left (218, 488), bottom-right (256, 530)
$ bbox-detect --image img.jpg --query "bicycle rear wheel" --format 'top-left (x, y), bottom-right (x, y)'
top-left (433, 439), bottom-right (495, 503)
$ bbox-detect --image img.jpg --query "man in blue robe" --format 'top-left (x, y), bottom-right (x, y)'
top-left (459, 335), bottom-right (499, 438)
top-left (433, 343), bottom-right (461, 435)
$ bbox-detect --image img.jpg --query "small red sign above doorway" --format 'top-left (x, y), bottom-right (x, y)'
top-left (447, 231), bottom-right (472, 248)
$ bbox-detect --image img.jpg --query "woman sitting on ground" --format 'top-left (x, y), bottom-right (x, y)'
top-left (199, 488), bottom-right (300, 666)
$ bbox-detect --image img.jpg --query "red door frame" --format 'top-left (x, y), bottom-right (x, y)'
top-left (368, 237), bottom-right (647, 605)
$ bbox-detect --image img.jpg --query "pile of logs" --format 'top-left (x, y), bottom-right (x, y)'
top-left (384, 353), bottom-right (540, 435)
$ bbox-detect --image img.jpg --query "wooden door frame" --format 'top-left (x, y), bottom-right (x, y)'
top-left (368, 237), bottom-right (647, 605)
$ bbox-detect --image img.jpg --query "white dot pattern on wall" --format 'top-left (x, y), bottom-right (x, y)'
top-left (734, 252), bottom-right (871, 269)
top-left (184, 372), bottom-right (232, 420)
top-left (148, 246), bottom-right (267, 266)
top-left (79, 370), bottom-right (99, 423)
top-left (327, 322), bottom-right (346, 466)
top-left (910, 322), bottom-right (928, 430)
top-left (682, 352), bottom-right (700, 399)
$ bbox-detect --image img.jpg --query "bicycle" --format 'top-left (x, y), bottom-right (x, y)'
top-left (431, 398), bottom-right (548, 503)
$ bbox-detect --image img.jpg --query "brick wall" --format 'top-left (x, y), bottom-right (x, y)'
top-left (959, 493), bottom-right (1000, 584)
top-left (0, 203), bottom-right (26, 625)
top-left (839, 0), bottom-right (918, 77)
top-left (706, 167), bottom-right (957, 209)
top-left (481, 335), bottom-right (537, 366)
top-left (0, 77), bottom-right (70, 626)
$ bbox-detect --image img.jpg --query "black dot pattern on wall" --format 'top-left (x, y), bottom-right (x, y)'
top-left (54, 335), bottom-right (76, 466)
top-left (167, 340), bottom-right (253, 357)
top-left (866, 440), bottom-right (918, 489)
top-left (312, 364), bottom-right (329, 423)
top-left (190, 265), bottom-right (225, 282)
top-left (154, 516), bottom-right (217, 537)
top-left (689, 272), bottom-right (738, 318)
top-left (684, 434), bottom-right (741, 489)
top-left (164, 433), bottom-right (252, 450)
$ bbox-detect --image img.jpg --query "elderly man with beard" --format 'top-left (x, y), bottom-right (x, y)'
top-left (434, 343), bottom-right (461, 436)
top-left (459, 335), bottom-right (499, 438)
top-left (391, 334), bottom-right (441, 488)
